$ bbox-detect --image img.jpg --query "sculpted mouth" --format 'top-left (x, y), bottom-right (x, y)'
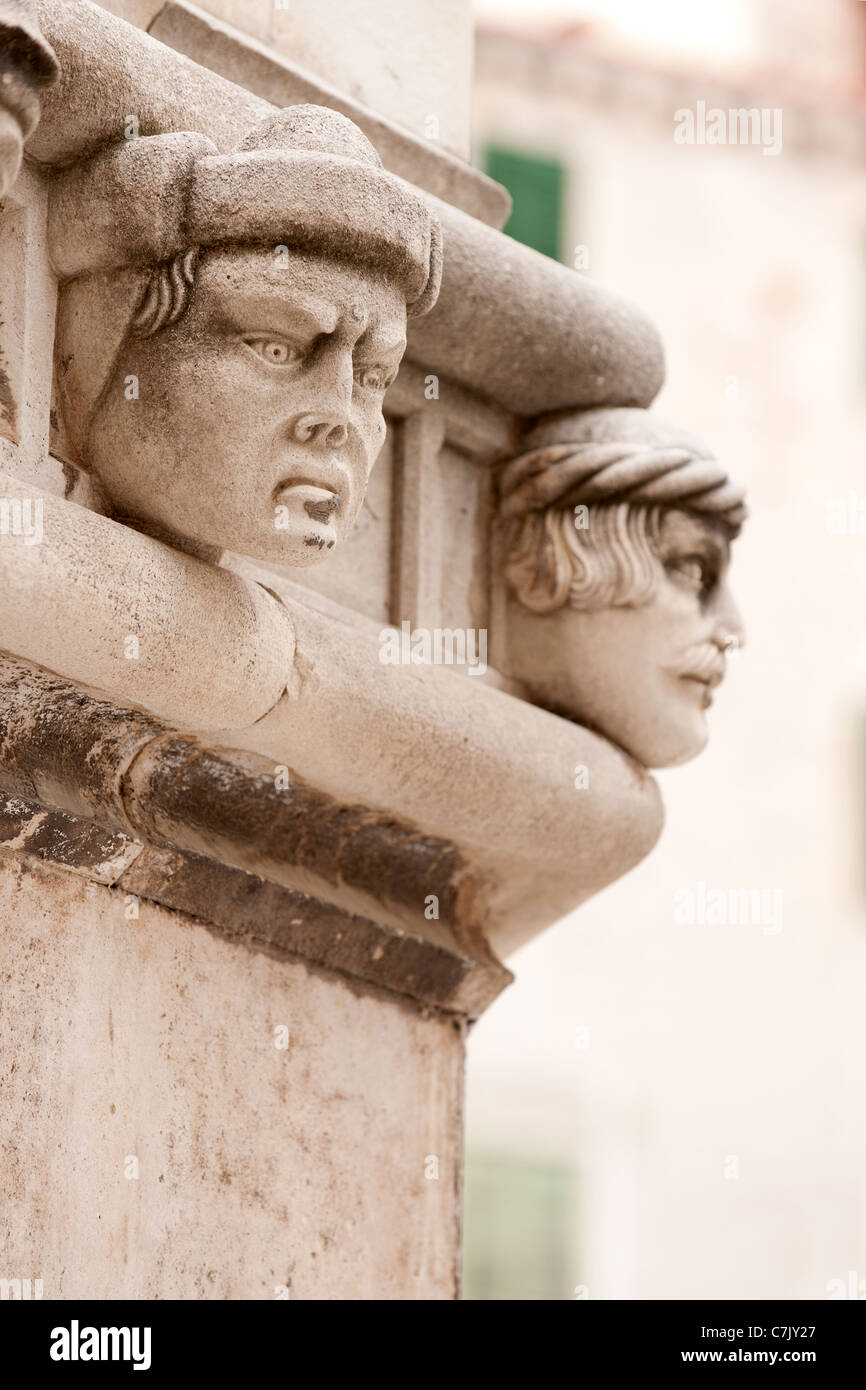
top-left (678, 672), bottom-right (722, 709)
top-left (674, 644), bottom-right (726, 695)
top-left (680, 668), bottom-right (724, 689)
top-left (273, 474), bottom-right (347, 525)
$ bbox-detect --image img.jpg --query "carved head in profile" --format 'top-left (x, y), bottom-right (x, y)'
top-left (499, 408), bottom-right (747, 768)
top-left (51, 105), bottom-right (442, 564)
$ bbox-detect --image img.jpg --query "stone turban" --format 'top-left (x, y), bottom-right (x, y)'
top-left (49, 104), bottom-right (443, 460)
top-left (499, 407), bottom-right (747, 536)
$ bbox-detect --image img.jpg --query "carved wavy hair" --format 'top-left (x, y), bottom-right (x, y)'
top-left (503, 502), bottom-right (666, 615)
top-left (132, 249), bottom-right (200, 336)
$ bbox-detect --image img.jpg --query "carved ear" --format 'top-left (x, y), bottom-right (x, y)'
top-left (54, 266), bottom-right (150, 465)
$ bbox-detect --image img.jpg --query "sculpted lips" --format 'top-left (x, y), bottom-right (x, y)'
top-left (673, 645), bottom-right (726, 708)
top-left (273, 471), bottom-right (349, 526)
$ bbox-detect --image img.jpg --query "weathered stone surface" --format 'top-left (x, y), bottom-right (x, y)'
top-left (32, 0), bottom-right (269, 159)
top-left (189, 0), bottom-right (473, 160)
top-left (0, 468), bottom-right (295, 730)
top-left (123, 736), bottom-right (475, 932)
top-left (0, 655), bottom-right (161, 822)
top-left (0, 852), bottom-right (464, 1298)
top-left (49, 101), bottom-right (441, 565)
top-left (220, 590), bottom-right (665, 958)
top-left (0, 655), bottom-right (511, 1010)
top-left (149, 0), bottom-right (509, 227)
top-left (0, 791), bottom-right (142, 880)
top-left (411, 200), bottom-right (665, 415)
top-left (0, 0), bottom-right (749, 1305)
top-left (118, 843), bottom-right (506, 1016)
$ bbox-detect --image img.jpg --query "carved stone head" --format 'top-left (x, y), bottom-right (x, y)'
top-left (50, 105), bottom-right (442, 564)
top-left (498, 408), bottom-right (747, 768)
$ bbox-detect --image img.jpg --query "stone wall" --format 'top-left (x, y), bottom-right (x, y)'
top-left (0, 854), bottom-right (462, 1299)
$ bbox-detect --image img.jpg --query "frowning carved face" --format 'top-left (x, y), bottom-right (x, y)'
top-left (86, 246), bottom-right (408, 564)
top-left (505, 509), bottom-right (746, 767)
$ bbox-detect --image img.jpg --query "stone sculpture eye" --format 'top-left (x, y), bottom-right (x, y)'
top-left (244, 337), bottom-right (302, 366)
top-left (667, 553), bottom-right (718, 598)
top-left (353, 364), bottom-right (394, 391)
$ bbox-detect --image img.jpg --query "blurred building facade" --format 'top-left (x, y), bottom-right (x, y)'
top-left (464, 0), bottom-right (866, 1300)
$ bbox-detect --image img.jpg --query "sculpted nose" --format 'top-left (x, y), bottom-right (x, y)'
top-left (289, 344), bottom-right (353, 448)
top-left (292, 415), bottom-right (349, 448)
top-left (713, 583), bottom-right (746, 654)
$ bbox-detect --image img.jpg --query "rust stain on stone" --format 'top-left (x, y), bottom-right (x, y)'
top-left (124, 736), bottom-right (472, 928)
top-left (0, 792), bottom-right (142, 884)
top-left (0, 337), bottom-right (17, 440)
top-left (0, 656), bottom-right (162, 826)
top-left (115, 843), bottom-right (503, 1014)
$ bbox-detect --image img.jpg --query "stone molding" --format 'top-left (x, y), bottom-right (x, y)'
top-left (0, 468), bottom-right (665, 957)
top-left (0, 654), bottom-right (512, 1014)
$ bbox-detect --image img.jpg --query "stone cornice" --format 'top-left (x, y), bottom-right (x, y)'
top-left (0, 654), bottom-right (512, 1015)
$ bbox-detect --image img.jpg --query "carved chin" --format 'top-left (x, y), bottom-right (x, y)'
top-left (632, 712), bottom-right (710, 769)
top-left (580, 693), bottom-right (710, 770)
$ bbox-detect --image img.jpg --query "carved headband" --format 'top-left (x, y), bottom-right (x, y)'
top-left (48, 105), bottom-right (443, 316)
top-left (499, 408), bottom-right (747, 535)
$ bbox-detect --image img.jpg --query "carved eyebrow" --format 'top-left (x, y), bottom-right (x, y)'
top-left (215, 289), bottom-right (339, 339)
top-left (355, 339), bottom-right (407, 360)
top-left (661, 514), bottom-right (728, 563)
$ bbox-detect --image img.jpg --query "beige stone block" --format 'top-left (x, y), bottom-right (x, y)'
top-left (0, 853), bottom-right (462, 1298)
top-left (199, 0), bottom-right (472, 158)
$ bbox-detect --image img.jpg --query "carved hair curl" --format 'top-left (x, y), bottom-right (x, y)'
top-left (503, 502), bottom-right (666, 615)
top-left (132, 248), bottom-right (200, 336)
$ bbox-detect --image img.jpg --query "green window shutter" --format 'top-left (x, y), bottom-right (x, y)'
top-left (462, 1151), bottom-right (572, 1300)
top-left (483, 146), bottom-right (564, 262)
